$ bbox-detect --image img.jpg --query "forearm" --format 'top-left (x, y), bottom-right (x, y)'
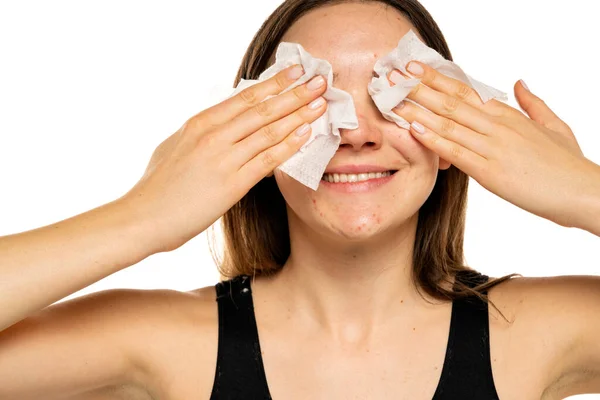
top-left (0, 199), bottom-right (157, 331)
top-left (572, 159), bottom-right (600, 237)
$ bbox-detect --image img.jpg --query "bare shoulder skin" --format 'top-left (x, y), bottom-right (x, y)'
top-left (486, 274), bottom-right (600, 400)
top-left (68, 274), bottom-right (596, 400)
top-left (0, 286), bottom-right (218, 400)
top-left (3, 273), bottom-right (598, 400)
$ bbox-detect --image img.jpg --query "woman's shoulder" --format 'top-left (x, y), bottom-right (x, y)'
top-left (108, 284), bottom-right (221, 399)
top-left (486, 273), bottom-right (600, 321)
top-left (486, 273), bottom-right (600, 398)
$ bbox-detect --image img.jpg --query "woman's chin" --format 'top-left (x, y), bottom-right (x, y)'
top-left (318, 212), bottom-right (387, 240)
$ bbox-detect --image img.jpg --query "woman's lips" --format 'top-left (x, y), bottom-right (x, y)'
top-left (318, 172), bottom-right (397, 193)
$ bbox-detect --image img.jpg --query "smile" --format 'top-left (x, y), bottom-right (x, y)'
top-left (319, 170), bottom-right (398, 193)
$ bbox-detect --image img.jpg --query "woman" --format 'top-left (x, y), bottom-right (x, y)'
top-left (1, 0), bottom-right (599, 399)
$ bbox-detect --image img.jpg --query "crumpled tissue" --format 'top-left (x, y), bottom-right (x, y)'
top-left (228, 29), bottom-right (507, 190)
top-left (230, 43), bottom-right (358, 191)
top-left (368, 29), bottom-right (507, 129)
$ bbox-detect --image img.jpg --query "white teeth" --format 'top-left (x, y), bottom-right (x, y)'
top-left (322, 171), bottom-right (392, 183)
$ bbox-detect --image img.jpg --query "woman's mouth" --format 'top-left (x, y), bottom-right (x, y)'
top-left (319, 170), bottom-right (398, 193)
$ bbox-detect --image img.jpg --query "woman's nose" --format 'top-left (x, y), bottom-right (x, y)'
top-left (337, 93), bottom-right (384, 152)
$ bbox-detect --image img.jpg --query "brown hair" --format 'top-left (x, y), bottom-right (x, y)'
top-left (208, 0), bottom-right (520, 318)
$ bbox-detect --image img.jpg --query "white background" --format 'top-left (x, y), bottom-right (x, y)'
top-left (1, 1), bottom-right (598, 398)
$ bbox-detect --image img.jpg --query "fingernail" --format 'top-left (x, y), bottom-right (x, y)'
top-left (390, 70), bottom-right (403, 84)
top-left (407, 62), bottom-right (424, 76)
top-left (395, 101), bottom-right (405, 110)
top-left (288, 65), bottom-right (304, 80)
top-left (520, 79), bottom-right (529, 91)
top-left (307, 76), bottom-right (325, 90)
top-left (308, 97), bottom-right (325, 110)
top-left (296, 123), bottom-right (310, 136)
top-left (411, 121), bottom-right (425, 134)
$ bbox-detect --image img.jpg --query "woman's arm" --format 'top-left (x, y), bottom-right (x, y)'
top-left (0, 198), bottom-right (156, 332)
top-left (572, 160), bottom-right (600, 237)
top-left (0, 198), bottom-right (163, 399)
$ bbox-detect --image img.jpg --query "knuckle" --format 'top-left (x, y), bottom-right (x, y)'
top-left (196, 130), bottom-right (218, 149)
top-left (205, 131), bottom-right (219, 147)
top-left (486, 100), bottom-right (510, 118)
top-left (239, 87), bottom-right (259, 106)
top-left (292, 85), bottom-right (305, 101)
top-left (254, 100), bottom-right (272, 117)
top-left (274, 73), bottom-right (289, 91)
top-left (261, 150), bottom-right (277, 169)
top-left (261, 123), bottom-right (278, 143)
top-left (410, 83), bottom-right (422, 97)
top-left (440, 118), bottom-right (456, 136)
top-left (455, 83), bottom-right (472, 101)
top-left (427, 69), bottom-right (437, 85)
top-left (182, 116), bottom-right (206, 137)
top-left (442, 95), bottom-right (460, 115)
top-left (450, 144), bottom-right (463, 159)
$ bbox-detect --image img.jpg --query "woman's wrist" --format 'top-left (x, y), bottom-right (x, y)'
top-left (571, 159), bottom-right (600, 237)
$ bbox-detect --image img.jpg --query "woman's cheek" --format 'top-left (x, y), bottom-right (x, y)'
top-left (384, 126), bottom-right (432, 163)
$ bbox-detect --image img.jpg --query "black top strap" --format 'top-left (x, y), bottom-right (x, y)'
top-left (211, 271), bottom-right (499, 400)
top-left (432, 270), bottom-right (499, 399)
top-left (210, 275), bottom-right (272, 400)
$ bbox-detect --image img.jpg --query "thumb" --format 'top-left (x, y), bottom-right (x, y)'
top-left (514, 79), bottom-right (570, 134)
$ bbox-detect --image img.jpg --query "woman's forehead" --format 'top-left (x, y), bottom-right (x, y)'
top-left (281, 2), bottom-right (415, 54)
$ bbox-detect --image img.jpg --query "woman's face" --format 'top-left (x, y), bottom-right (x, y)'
top-left (274, 2), bottom-right (450, 241)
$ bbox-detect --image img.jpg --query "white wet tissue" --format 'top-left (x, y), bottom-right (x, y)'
top-left (368, 29), bottom-right (507, 129)
top-left (226, 29), bottom-right (507, 190)
top-left (229, 43), bottom-right (359, 191)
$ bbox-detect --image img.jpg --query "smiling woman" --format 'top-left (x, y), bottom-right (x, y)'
top-left (215, 0), bottom-right (519, 311)
top-left (0, 1), bottom-right (600, 400)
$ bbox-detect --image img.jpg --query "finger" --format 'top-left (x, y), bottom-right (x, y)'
top-left (393, 100), bottom-right (494, 159)
top-left (514, 79), bottom-right (573, 136)
top-left (236, 102), bottom-right (328, 181)
top-left (193, 65), bottom-right (306, 128)
top-left (232, 96), bottom-right (327, 172)
top-left (390, 73), bottom-right (498, 138)
top-left (402, 61), bottom-right (486, 109)
top-left (406, 118), bottom-right (487, 181)
top-left (222, 75), bottom-right (327, 143)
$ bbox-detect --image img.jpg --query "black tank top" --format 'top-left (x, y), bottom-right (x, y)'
top-left (210, 270), bottom-right (499, 399)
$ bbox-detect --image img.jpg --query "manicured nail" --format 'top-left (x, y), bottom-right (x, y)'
top-left (390, 70), bottom-right (403, 84)
top-left (411, 121), bottom-right (425, 134)
top-left (307, 76), bottom-right (325, 90)
top-left (308, 97), bottom-right (325, 110)
top-left (407, 61), bottom-right (424, 76)
top-left (296, 123), bottom-right (310, 136)
top-left (395, 101), bottom-right (405, 110)
top-left (288, 65), bottom-right (304, 80)
top-left (520, 79), bottom-right (529, 91)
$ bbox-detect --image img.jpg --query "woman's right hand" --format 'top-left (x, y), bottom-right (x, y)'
top-left (120, 65), bottom-right (327, 253)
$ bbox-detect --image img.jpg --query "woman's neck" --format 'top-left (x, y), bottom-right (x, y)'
top-left (258, 212), bottom-right (444, 344)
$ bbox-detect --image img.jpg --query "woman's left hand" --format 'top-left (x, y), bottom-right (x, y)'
top-left (391, 61), bottom-right (600, 230)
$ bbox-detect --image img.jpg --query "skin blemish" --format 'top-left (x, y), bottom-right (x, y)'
top-left (319, 212), bottom-right (324, 217)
